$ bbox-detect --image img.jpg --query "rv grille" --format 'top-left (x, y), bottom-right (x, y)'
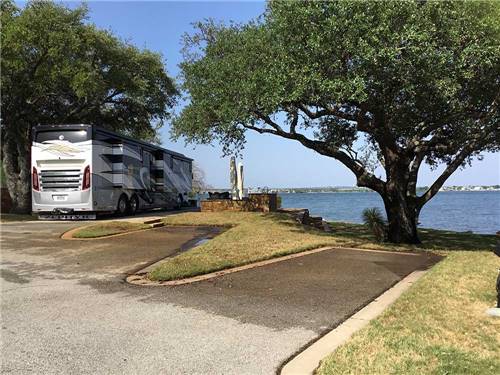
top-left (40, 170), bottom-right (82, 191)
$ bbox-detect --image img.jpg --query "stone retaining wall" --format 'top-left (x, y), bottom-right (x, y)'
top-left (201, 193), bottom-right (278, 213)
top-left (278, 208), bottom-right (332, 232)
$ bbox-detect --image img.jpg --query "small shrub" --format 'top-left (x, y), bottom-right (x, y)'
top-left (362, 207), bottom-right (387, 242)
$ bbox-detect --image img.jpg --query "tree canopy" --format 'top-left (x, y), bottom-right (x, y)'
top-left (174, 0), bottom-right (500, 243)
top-left (1, 0), bottom-right (178, 212)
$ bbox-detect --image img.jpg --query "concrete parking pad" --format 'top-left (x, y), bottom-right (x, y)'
top-left (1, 221), bottom-right (219, 278)
top-left (163, 247), bottom-right (439, 332)
top-left (281, 270), bottom-right (428, 375)
top-left (1, 220), bottom-right (440, 374)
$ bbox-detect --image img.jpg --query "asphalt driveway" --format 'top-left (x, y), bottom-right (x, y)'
top-left (1, 219), bottom-right (439, 374)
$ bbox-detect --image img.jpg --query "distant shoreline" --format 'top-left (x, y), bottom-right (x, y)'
top-left (208, 186), bottom-right (500, 194)
top-left (275, 189), bottom-right (500, 194)
top-left (257, 186), bottom-right (499, 194)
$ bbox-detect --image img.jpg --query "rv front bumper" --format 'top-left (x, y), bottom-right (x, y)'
top-left (32, 190), bottom-right (93, 212)
top-left (38, 211), bottom-right (97, 220)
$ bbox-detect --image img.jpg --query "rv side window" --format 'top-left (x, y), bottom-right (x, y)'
top-left (173, 158), bottom-right (181, 173)
top-left (166, 155), bottom-right (173, 169)
top-left (35, 130), bottom-right (89, 143)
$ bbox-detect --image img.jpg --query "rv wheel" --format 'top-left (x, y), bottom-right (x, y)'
top-left (117, 195), bottom-right (129, 216)
top-left (175, 194), bottom-right (183, 210)
top-left (128, 195), bottom-right (139, 215)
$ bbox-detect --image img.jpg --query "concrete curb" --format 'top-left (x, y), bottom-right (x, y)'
top-left (280, 270), bottom-right (428, 375)
top-left (60, 221), bottom-right (164, 240)
top-left (127, 246), bottom-right (421, 287)
top-left (127, 246), bottom-right (334, 286)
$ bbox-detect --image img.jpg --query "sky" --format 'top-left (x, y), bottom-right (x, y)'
top-left (30, 1), bottom-right (500, 187)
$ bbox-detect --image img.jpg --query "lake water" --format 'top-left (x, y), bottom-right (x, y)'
top-left (280, 191), bottom-right (500, 234)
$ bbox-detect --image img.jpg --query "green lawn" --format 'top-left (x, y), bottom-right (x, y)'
top-left (148, 212), bottom-right (346, 281)
top-left (71, 221), bottom-right (150, 238)
top-left (330, 222), bottom-right (496, 252)
top-left (147, 212), bottom-right (495, 281)
top-left (318, 251), bottom-right (500, 375)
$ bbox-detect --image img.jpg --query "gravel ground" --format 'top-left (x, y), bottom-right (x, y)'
top-left (0, 219), bottom-right (438, 374)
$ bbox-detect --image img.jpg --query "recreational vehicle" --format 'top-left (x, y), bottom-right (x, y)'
top-left (31, 124), bottom-right (193, 219)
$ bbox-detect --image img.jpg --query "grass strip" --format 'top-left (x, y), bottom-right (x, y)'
top-left (147, 212), bottom-right (495, 281)
top-left (71, 221), bottom-right (150, 238)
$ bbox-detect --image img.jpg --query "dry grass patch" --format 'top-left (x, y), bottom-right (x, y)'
top-left (148, 212), bottom-right (353, 281)
top-left (147, 212), bottom-right (495, 281)
top-left (317, 251), bottom-right (500, 375)
top-left (71, 221), bottom-right (150, 238)
top-left (330, 222), bottom-right (496, 253)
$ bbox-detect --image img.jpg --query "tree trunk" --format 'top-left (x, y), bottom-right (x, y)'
top-left (2, 135), bottom-right (31, 214)
top-left (382, 188), bottom-right (421, 244)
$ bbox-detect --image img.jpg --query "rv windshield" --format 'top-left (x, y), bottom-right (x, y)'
top-left (35, 130), bottom-right (89, 143)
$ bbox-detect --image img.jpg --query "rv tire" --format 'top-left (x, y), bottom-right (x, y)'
top-left (117, 194), bottom-right (129, 216)
top-left (128, 195), bottom-right (139, 215)
top-left (175, 194), bottom-right (183, 210)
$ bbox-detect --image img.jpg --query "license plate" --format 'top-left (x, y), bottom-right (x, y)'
top-left (39, 214), bottom-right (96, 220)
top-left (53, 195), bottom-right (67, 201)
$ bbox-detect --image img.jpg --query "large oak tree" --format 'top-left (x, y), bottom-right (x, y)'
top-left (173, 0), bottom-right (499, 243)
top-left (1, 0), bottom-right (177, 213)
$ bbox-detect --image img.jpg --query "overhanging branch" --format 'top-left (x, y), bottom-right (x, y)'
top-left (417, 142), bottom-right (477, 208)
top-left (407, 151), bottom-right (425, 198)
top-left (297, 103), bottom-right (358, 122)
top-left (242, 114), bottom-right (386, 194)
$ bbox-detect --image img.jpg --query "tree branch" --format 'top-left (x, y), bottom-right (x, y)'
top-left (253, 110), bottom-right (287, 134)
top-left (103, 89), bottom-right (123, 103)
top-left (243, 114), bottom-right (386, 194)
top-left (289, 109), bottom-right (299, 134)
top-left (296, 104), bottom-right (332, 119)
top-left (417, 142), bottom-right (477, 208)
top-left (62, 99), bottom-right (89, 122)
top-left (241, 123), bottom-right (279, 136)
top-left (407, 151), bottom-right (425, 198)
top-left (409, 94), bottom-right (499, 152)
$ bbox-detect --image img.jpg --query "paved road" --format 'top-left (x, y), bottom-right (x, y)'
top-left (1, 219), bottom-right (439, 374)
